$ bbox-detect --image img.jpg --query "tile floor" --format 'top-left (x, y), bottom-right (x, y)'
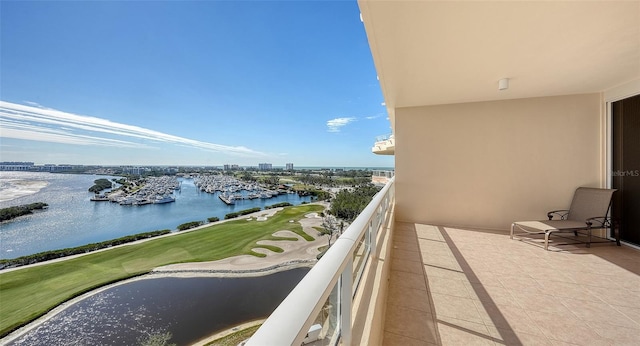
top-left (382, 222), bottom-right (640, 345)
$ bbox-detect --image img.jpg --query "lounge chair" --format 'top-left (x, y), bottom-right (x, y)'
top-left (511, 187), bottom-right (619, 250)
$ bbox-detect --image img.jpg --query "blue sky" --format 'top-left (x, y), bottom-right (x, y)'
top-left (0, 0), bottom-right (393, 168)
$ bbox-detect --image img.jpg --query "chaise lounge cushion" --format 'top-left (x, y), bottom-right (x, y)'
top-left (513, 220), bottom-right (589, 232)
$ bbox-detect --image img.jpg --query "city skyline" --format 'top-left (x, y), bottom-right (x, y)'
top-left (0, 1), bottom-right (394, 168)
top-left (0, 161), bottom-right (392, 171)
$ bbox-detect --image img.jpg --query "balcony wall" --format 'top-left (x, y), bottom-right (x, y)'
top-left (395, 93), bottom-right (604, 230)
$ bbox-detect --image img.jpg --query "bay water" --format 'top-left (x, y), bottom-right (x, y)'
top-left (0, 172), bottom-right (311, 259)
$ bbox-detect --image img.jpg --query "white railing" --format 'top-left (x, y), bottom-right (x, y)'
top-left (371, 170), bottom-right (395, 186)
top-left (374, 133), bottom-right (393, 142)
top-left (246, 177), bottom-right (395, 346)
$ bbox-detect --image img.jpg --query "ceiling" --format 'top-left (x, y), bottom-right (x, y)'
top-left (359, 0), bottom-right (640, 129)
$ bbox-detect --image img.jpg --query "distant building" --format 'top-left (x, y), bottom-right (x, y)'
top-left (286, 163), bottom-right (294, 171)
top-left (40, 164), bottom-right (73, 172)
top-left (223, 164), bottom-right (240, 171)
top-left (258, 163), bottom-right (273, 171)
top-left (0, 162), bottom-right (73, 172)
top-left (0, 162), bottom-right (34, 171)
top-left (122, 166), bottom-right (147, 175)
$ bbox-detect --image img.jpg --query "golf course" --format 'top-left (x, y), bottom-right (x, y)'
top-left (0, 203), bottom-right (324, 338)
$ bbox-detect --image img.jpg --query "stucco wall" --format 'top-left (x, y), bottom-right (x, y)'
top-left (395, 93), bottom-right (604, 230)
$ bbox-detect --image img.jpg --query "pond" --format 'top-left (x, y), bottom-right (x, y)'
top-left (6, 268), bottom-right (310, 345)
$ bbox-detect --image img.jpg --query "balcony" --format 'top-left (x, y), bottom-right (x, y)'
top-left (372, 134), bottom-right (394, 155)
top-left (384, 223), bottom-right (640, 345)
top-left (247, 177), bottom-right (640, 345)
top-left (371, 170), bottom-right (394, 186)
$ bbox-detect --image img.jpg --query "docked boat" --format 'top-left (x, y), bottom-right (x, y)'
top-left (135, 199), bottom-right (154, 206)
top-left (260, 191), bottom-right (273, 199)
top-left (90, 194), bottom-right (110, 202)
top-left (219, 193), bottom-right (235, 205)
top-left (154, 195), bottom-right (176, 204)
top-left (119, 197), bottom-right (136, 205)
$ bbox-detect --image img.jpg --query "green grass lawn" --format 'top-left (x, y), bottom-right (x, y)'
top-left (0, 204), bottom-right (323, 338)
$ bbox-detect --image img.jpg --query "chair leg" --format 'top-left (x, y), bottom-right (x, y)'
top-left (587, 227), bottom-right (591, 248)
top-left (510, 223), bottom-right (514, 239)
top-left (544, 231), bottom-right (550, 251)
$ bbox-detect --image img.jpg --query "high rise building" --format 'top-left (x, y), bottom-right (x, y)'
top-left (223, 164), bottom-right (239, 171)
top-left (258, 163), bottom-right (273, 171)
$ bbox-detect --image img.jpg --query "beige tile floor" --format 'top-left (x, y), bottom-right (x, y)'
top-left (383, 222), bottom-right (640, 345)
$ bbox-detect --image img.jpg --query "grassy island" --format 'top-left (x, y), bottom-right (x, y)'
top-left (88, 178), bottom-right (113, 193)
top-left (0, 203), bottom-right (48, 222)
top-left (0, 203), bottom-right (322, 338)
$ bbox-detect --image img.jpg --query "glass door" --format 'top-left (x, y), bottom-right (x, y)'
top-left (612, 94), bottom-right (640, 246)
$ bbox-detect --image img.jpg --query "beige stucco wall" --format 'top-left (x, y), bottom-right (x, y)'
top-left (395, 93), bottom-right (604, 230)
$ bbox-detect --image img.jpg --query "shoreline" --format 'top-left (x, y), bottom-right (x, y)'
top-left (150, 259), bottom-right (316, 278)
top-left (191, 319), bottom-right (265, 346)
top-left (0, 179), bottom-right (49, 203)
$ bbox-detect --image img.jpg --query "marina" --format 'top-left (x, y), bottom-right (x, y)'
top-left (91, 175), bottom-right (180, 206)
top-left (194, 175), bottom-right (292, 205)
top-left (91, 175), bottom-right (294, 206)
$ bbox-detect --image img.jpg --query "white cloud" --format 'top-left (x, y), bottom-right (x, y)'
top-left (0, 126), bottom-right (146, 148)
top-left (365, 114), bottom-right (384, 120)
top-left (326, 117), bottom-right (356, 132)
top-left (381, 102), bottom-right (386, 106)
top-left (0, 101), bottom-right (267, 157)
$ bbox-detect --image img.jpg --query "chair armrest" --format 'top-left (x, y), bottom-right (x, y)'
top-left (548, 210), bottom-right (569, 220)
top-left (585, 216), bottom-right (612, 228)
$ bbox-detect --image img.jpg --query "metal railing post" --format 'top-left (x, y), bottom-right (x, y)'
top-left (340, 259), bottom-right (353, 345)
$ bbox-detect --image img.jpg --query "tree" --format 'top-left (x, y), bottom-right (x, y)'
top-left (262, 174), bottom-right (279, 186)
top-left (240, 171), bottom-right (256, 182)
top-left (320, 215), bottom-right (339, 246)
top-left (300, 173), bottom-right (312, 185)
top-left (329, 183), bottom-right (381, 222)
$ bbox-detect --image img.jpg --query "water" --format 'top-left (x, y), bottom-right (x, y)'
top-left (6, 268), bottom-right (310, 346)
top-left (0, 172), bottom-right (311, 259)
